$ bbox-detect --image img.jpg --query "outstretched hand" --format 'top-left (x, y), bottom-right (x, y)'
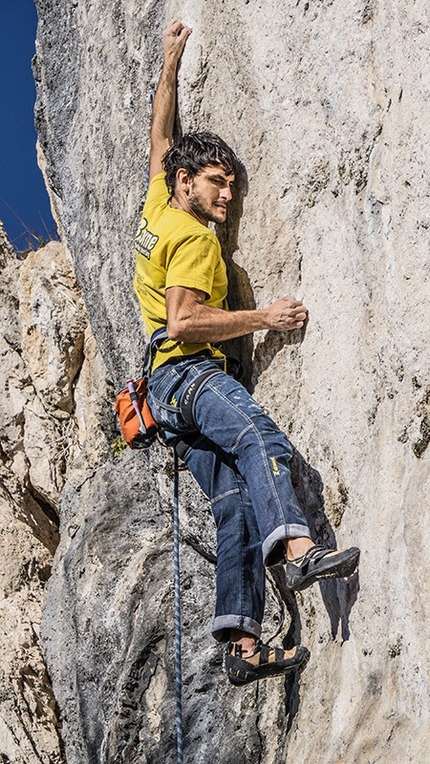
top-left (264, 296), bottom-right (308, 331)
top-left (163, 19), bottom-right (192, 62)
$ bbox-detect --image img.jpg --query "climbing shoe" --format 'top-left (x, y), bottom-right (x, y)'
top-left (285, 545), bottom-right (360, 592)
top-left (225, 640), bottom-right (310, 686)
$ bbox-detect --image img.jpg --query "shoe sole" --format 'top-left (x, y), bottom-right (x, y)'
top-left (227, 646), bottom-right (310, 686)
top-left (287, 547), bottom-right (360, 592)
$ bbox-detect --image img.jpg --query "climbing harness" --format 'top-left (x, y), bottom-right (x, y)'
top-left (174, 356), bottom-right (243, 429)
top-left (180, 369), bottom-right (225, 427)
top-left (142, 326), bottom-right (169, 378)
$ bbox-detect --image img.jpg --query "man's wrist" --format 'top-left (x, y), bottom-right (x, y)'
top-left (162, 53), bottom-right (181, 71)
top-left (254, 307), bottom-right (270, 331)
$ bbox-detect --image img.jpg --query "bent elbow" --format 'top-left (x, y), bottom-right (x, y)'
top-left (166, 318), bottom-right (185, 342)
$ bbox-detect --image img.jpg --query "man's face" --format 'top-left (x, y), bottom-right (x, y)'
top-left (187, 165), bottom-right (235, 225)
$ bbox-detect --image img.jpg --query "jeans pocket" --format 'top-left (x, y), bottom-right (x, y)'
top-left (147, 392), bottom-right (191, 433)
top-left (147, 368), bottom-right (192, 434)
top-left (148, 365), bottom-right (182, 401)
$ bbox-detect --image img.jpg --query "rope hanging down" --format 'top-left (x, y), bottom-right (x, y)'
top-left (173, 451), bottom-right (183, 763)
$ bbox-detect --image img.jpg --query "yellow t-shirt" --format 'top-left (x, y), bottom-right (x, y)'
top-left (134, 173), bottom-right (228, 372)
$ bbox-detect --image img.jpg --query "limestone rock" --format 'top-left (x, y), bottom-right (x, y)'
top-left (28, 1), bottom-right (430, 763)
top-left (0, 226), bottom-right (62, 763)
top-left (0, 223), bottom-right (113, 763)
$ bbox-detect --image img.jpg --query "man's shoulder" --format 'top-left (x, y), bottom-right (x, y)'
top-left (168, 213), bottom-right (220, 249)
top-left (143, 172), bottom-right (169, 212)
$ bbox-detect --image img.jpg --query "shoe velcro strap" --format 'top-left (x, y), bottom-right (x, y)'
top-left (273, 646), bottom-right (285, 662)
top-left (256, 643), bottom-right (285, 664)
top-left (302, 545), bottom-right (329, 563)
top-left (297, 545), bottom-right (329, 574)
top-left (258, 643), bottom-right (270, 664)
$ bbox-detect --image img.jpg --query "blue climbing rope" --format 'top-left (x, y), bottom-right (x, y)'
top-left (173, 451), bottom-right (183, 763)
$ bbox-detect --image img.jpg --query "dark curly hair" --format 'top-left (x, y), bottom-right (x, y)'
top-left (162, 132), bottom-right (239, 197)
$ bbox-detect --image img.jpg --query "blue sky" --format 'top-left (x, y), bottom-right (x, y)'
top-left (0, 0), bottom-right (57, 251)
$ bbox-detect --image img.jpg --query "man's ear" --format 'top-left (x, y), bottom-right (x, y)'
top-left (176, 168), bottom-right (191, 194)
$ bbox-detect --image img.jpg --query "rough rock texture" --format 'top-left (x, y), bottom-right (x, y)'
top-left (28, 1), bottom-right (430, 762)
top-left (0, 224), bottom-right (112, 762)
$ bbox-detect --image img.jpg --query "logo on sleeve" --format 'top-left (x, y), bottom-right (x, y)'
top-left (134, 217), bottom-right (159, 259)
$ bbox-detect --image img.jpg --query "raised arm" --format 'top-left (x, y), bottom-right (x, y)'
top-left (149, 20), bottom-right (192, 182)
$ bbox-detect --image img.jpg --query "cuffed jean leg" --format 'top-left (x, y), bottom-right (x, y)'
top-left (185, 438), bottom-right (265, 643)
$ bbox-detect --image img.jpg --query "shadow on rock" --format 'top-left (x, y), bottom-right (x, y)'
top-left (289, 447), bottom-right (360, 641)
top-left (216, 161), bottom-right (255, 390)
top-left (251, 324), bottom-right (308, 393)
top-left (216, 159), bottom-right (308, 395)
top-left (266, 447), bottom-right (360, 730)
top-left (319, 570), bottom-right (360, 642)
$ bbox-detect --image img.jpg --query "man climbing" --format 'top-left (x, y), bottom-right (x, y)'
top-left (134, 19), bottom-right (360, 686)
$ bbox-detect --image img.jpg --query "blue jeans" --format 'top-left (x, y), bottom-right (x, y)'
top-left (147, 354), bottom-right (311, 642)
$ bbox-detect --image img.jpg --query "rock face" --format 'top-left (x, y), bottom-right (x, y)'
top-left (0, 226), bottom-right (60, 764)
top-left (0, 224), bottom-right (114, 762)
top-left (22, 0), bottom-right (430, 762)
